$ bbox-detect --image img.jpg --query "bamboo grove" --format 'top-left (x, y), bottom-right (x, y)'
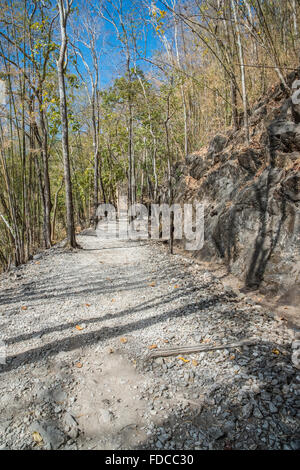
top-left (0, 0), bottom-right (299, 270)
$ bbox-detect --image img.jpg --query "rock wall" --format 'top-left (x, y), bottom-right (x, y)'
top-left (161, 71), bottom-right (300, 296)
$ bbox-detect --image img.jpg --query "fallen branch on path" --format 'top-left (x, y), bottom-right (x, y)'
top-left (147, 338), bottom-right (257, 359)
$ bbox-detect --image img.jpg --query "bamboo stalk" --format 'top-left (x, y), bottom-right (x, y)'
top-left (147, 338), bottom-right (257, 359)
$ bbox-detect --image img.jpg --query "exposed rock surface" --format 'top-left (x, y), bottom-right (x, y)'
top-left (161, 71), bottom-right (300, 297)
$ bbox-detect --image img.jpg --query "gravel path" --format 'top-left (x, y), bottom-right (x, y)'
top-left (0, 230), bottom-right (299, 450)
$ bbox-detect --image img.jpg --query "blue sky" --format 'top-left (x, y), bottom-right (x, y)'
top-left (71, 0), bottom-right (170, 89)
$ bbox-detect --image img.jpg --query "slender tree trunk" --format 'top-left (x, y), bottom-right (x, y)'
top-left (39, 106), bottom-right (52, 248)
top-left (57, 0), bottom-right (77, 248)
top-left (125, 41), bottom-right (135, 207)
top-left (231, 0), bottom-right (249, 143)
top-left (51, 178), bottom-right (63, 242)
top-left (292, 0), bottom-right (300, 61)
top-left (91, 91), bottom-right (99, 228)
top-left (165, 92), bottom-right (174, 255)
top-left (231, 81), bottom-right (238, 130)
top-left (173, 1), bottom-right (188, 156)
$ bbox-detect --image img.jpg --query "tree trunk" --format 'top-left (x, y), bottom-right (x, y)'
top-left (231, 0), bottom-right (249, 143)
top-left (51, 178), bottom-right (63, 242)
top-left (39, 106), bottom-right (52, 248)
top-left (57, 0), bottom-right (77, 248)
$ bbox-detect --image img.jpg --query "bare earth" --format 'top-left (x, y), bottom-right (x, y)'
top-left (0, 230), bottom-right (299, 450)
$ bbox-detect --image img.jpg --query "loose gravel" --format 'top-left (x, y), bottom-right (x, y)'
top-left (0, 230), bottom-right (299, 450)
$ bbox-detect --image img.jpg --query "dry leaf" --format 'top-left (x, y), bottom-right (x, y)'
top-left (85, 303), bottom-right (91, 307)
top-left (178, 356), bottom-right (190, 363)
top-left (111, 299), bottom-right (115, 302)
top-left (21, 306), bottom-right (27, 311)
top-left (272, 349), bottom-right (280, 355)
top-left (191, 359), bottom-right (198, 366)
top-left (75, 325), bottom-right (83, 331)
top-left (120, 337), bottom-right (128, 344)
top-left (148, 344), bottom-right (158, 350)
top-left (229, 355), bottom-right (235, 360)
top-left (32, 431), bottom-right (43, 444)
top-left (163, 339), bottom-right (169, 344)
top-left (108, 348), bottom-right (114, 354)
top-left (75, 362), bottom-right (83, 368)
top-left (148, 282), bottom-right (156, 287)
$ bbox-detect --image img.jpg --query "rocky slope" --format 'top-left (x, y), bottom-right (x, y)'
top-left (162, 69), bottom-right (300, 299)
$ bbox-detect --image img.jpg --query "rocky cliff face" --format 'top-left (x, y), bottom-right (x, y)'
top-left (162, 70), bottom-right (300, 297)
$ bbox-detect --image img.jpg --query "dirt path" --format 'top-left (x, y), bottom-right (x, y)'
top-left (0, 231), bottom-right (299, 450)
